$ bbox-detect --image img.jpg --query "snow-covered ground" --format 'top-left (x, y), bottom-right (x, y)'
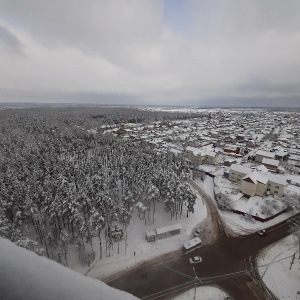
top-left (0, 237), bottom-right (138, 300)
top-left (257, 235), bottom-right (300, 300)
top-left (214, 175), bottom-right (287, 220)
top-left (69, 191), bottom-right (207, 279)
top-left (174, 285), bottom-right (228, 300)
top-left (65, 173), bottom-right (299, 300)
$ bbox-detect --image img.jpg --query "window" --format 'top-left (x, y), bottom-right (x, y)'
top-left (275, 186), bottom-right (279, 189)
top-left (232, 172), bottom-right (236, 175)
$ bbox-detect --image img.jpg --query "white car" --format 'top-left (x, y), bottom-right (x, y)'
top-left (257, 229), bottom-right (267, 236)
top-left (189, 256), bottom-right (202, 264)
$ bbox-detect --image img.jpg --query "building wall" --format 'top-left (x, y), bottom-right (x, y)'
top-left (256, 182), bottom-right (268, 196)
top-left (255, 154), bottom-right (264, 163)
top-left (156, 229), bottom-right (181, 240)
top-left (229, 170), bottom-right (247, 183)
top-left (267, 182), bottom-right (284, 197)
top-left (202, 154), bottom-right (217, 165)
top-left (262, 163), bottom-right (278, 172)
top-left (241, 179), bottom-right (256, 196)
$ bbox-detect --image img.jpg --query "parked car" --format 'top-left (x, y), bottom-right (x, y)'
top-left (193, 228), bottom-right (203, 237)
top-left (189, 256), bottom-right (202, 264)
top-left (257, 229), bottom-right (267, 236)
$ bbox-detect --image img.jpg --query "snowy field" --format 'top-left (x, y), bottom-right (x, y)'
top-left (257, 235), bottom-right (300, 300)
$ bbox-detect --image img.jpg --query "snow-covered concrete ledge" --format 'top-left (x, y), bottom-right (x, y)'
top-left (0, 237), bottom-right (138, 300)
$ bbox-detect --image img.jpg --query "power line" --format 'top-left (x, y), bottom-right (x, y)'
top-left (142, 252), bottom-right (299, 300)
top-left (159, 262), bottom-right (194, 280)
top-left (142, 279), bottom-right (195, 300)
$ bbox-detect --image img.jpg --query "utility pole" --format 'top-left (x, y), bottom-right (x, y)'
top-left (289, 253), bottom-right (296, 270)
top-left (288, 217), bottom-right (300, 259)
top-left (192, 267), bottom-right (201, 299)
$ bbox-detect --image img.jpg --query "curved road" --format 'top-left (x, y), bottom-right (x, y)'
top-left (104, 180), bottom-right (299, 300)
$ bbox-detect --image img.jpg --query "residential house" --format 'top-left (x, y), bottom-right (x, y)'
top-left (262, 158), bottom-right (280, 173)
top-left (267, 175), bottom-right (286, 197)
top-left (224, 145), bottom-right (240, 155)
top-left (255, 150), bottom-right (276, 163)
top-left (230, 164), bottom-right (286, 197)
top-left (275, 150), bottom-right (289, 161)
top-left (229, 164), bottom-right (252, 184)
top-left (256, 164), bottom-right (269, 173)
top-left (201, 151), bottom-right (218, 165)
top-left (185, 147), bottom-right (218, 165)
top-left (241, 171), bottom-right (268, 197)
top-left (224, 136), bottom-right (235, 143)
top-left (185, 146), bottom-right (202, 164)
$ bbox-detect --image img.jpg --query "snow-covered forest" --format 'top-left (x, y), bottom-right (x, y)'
top-left (0, 107), bottom-right (197, 266)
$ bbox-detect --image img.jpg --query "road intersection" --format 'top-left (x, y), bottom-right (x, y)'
top-left (105, 180), bottom-right (299, 300)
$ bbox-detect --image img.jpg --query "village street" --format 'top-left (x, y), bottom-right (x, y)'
top-left (105, 180), bottom-right (299, 300)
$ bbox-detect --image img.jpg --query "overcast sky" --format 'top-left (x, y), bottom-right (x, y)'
top-left (0, 0), bottom-right (300, 107)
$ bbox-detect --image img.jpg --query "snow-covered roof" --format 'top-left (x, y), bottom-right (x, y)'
top-left (155, 223), bottom-right (183, 235)
top-left (145, 229), bottom-right (156, 238)
top-left (275, 150), bottom-right (288, 157)
top-left (268, 174), bottom-right (287, 186)
top-left (230, 164), bottom-right (252, 175)
top-left (262, 158), bottom-right (279, 166)
top-left (242, 171), bottom-right (268, 185)
top-left (204, 151), bottom-right (217, 157)
top-left (256, 165), bottom-right (268, 173)
top-left (186, 146), bottom-right (202, 155)
top-left (256, 150), bottom-right (276, 158)
top-left (224, 144), bottom-right (238, 150)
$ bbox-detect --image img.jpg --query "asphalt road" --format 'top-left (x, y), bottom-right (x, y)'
top-left (104, 180), bottom-right (299, 300)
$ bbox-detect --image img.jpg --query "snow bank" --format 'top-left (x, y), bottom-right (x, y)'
top-left (174, 285), bottom-right (228, 300)
top-left (257, 235), bottom-right (300, 300)
top-left (0, 237), bottom-right (138, 300)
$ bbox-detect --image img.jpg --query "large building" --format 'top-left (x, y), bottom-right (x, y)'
top-left (185, 147), bottom-right (218, 165)
top-left (268, 175), bottom-right (286, 197)
top-left (241, 171), bottom-right (268, 197)
top-left (229, 164), bottom-right (286, 197)
top-left (228, 164), bottom-right (252, 184)
top-left (262, 158), bottom-right (279, 172)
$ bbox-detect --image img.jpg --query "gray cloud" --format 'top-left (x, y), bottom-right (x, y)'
top-left (0, 24), bottom-right (24, 54)
top-left (0, 0), bottom-right (299, 106)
